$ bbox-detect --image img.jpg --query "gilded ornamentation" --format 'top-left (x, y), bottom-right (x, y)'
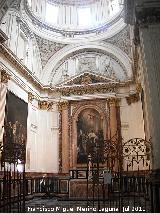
top-left (81, 74), bottom-right (92, 85)
top-left (126, 93), bottom-right (140, 105)
top-left (28, 92), bottom-right (34, 103)
top-left (136, 83), bottom-right (142, 93)
top-left (71, 100), bottom-right (108, 119)
top-left (38, 101), bottom-right (53, 110)
top-left (57, 101), bottom-right (69, 111)
top-left (0, 69), bottom-right (10, 83)
top-left (61, 72), bottom-right (115, 86)
top-left (107, 98), bottom-right (121, 106)
top-left (56, 80), bottom-right (121, 96)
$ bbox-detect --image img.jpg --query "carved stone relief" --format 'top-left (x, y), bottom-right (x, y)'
top-left (104, 26), bottom-right (132, 58)
top-left (10, 0), bottom-right (21, 10)
top-left (35, 35), bottom-right (66, 68)
top-left (51, 52), bottom-right (128, 86)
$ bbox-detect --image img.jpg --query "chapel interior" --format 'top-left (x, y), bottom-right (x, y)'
top-left (0, 0), bottom-right (160, 212)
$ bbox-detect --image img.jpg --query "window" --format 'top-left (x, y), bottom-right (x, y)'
top-left (28, 0), bottom-right (31, 7)
top-left (110, 0), bottom-right (120, 16)
top-left (78, 8), bottom-right (91, 27)
top-left (45, 3), bottom-right (58, 25)
top-left (17, 32), bottom-right (28, 66)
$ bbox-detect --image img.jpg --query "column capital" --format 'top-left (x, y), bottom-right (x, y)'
top-left (38, 100), bottom-right (53, 110)
top-left (107, 98), bottom-right (121, 107)
top-left (28, 92), bottom-right (34, 103)
top-left (136, 83), bottom-right (142, 93)
top-left (57, 101), bottom-right (69, 111)
top-left (0, 69), bottom-right (11, 84)
top-left (126, 93), bottom-right (140, 105)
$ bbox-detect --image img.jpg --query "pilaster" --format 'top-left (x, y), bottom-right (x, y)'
top-left (0, 68), bottom-right (10, 144)
top-left (108, 98), bottom-right (120, 139)
top-left (58, 101), bottom-right (70, 174)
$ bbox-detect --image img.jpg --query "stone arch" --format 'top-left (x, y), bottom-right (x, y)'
top-left (41, 42), bottom-right (132, 85)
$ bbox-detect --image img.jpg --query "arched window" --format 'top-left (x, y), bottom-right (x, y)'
top-left (45, 3), bottom-right (58, 25)
top-left (78, 8), bottom-right (91, 27)
top-left (28, 0), bottom-right (31, 7)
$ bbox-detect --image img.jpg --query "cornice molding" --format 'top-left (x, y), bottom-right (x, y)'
top-left (0, 41), bottom-right (135, 100)
top-left (0, 29), bottom-right (8, 43)
top-left (0, 43), bottom-right (43, 89)
top-left (57, 72), bottom-right (117, 87)
top-left (56, 81), bottom-right (132, 97)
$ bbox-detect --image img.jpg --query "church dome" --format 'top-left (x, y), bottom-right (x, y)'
top-left (23, 0), bottom-right (124, 43)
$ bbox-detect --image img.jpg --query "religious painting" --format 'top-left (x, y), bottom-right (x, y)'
top-left (77, 108), bottom-right (104, 164)
top-left (2, 91), bottom-right (28, 163)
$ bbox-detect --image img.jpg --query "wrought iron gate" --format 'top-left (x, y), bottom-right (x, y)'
top-left (86, 137), bottom-right (152, 213)
top-left (0, 142), bottom-right (26, 213)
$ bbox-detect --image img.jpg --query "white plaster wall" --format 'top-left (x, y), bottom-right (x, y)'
top-left (8, 82), bottom-right (59, 174)
top-left (35, 105), bottom-right (59, 173)
top-left (0, 48), bottom-right (59, 173)
top-left (26, 101), bottom-right (59, 173)
top-left (0, 9), bottom-right (42, 79)
top-left (120, 98), bottom-right (145, 142)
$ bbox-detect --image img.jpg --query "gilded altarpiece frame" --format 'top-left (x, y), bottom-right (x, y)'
top-left (70, 100), bottom-right (109, 169)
